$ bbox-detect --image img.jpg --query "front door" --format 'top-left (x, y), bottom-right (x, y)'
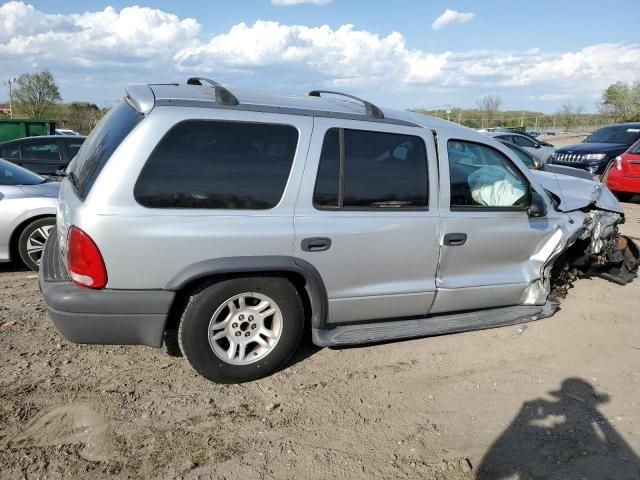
top-left (294, 118), bottom-right (440, 324)
top-left (431, 134), bottom-right (562, 314)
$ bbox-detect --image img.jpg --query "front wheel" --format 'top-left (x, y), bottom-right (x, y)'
top-left (178, 277), bottom-right (304, 383)
top-left (18, 217), bottom-right (55, 271)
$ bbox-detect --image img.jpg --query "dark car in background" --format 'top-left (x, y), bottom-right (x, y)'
top-left (0, 135), bottom-right (86, 175)
top-left (548, 123), bottom-right (640, 176)
top-left (498, 139), bottom-right (596, 181)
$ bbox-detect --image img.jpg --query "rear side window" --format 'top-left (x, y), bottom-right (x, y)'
top-left (20, 142), bottom-right (60, 161)
top-left (313, 128), bottom-right (428, 209)
top-left (135, 121), bottom-right (299, 209)
top-left (69, 100), bottom-right (141, 200)
top-left (66, 141), bottom-right (83, 159)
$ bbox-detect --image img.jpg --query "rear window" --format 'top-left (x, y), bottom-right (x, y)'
top-left (69, 100), bottom-right (141, 200)
top-left (134, 120), bottom-right (299, 209)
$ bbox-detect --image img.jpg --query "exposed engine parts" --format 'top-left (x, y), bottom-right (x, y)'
top-left (551, 209), bottom-right (640, 297)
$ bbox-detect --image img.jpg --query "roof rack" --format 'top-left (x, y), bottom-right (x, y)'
top-left (308, 90), bottom-right (384, 119)
top-left (186, 77), bottom-right (238, 106)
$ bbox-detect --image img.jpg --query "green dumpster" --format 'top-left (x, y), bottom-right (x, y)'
top-left (0, 118), bottom-right (56, 143)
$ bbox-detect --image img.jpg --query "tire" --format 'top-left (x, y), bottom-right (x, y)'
top-left (614, 192), bottom-right (634, 202)
top-left (178, 277), bottom-right (304, 383)
top-left (17, 217), bottom-right (56, 271)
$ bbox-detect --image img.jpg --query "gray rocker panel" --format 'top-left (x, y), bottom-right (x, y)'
top-left (312, 301), bottom-right (558, 347)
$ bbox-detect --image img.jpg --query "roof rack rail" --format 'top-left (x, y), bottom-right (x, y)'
top-left (186, 77), bottom-right (238, 106)
top-left (308, 90), bottom-right (384, 119)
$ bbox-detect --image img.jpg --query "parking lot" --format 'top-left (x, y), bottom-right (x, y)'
top-left (0, 201), bottom-right (639, 479)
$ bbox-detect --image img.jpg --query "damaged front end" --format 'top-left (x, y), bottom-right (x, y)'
top-left (531, 170), bottom-right (640, 296)
top-left (551, 209), bottom-right (640, 295)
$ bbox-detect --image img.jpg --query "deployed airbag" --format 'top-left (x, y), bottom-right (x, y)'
top-left (468, 165), bottom-right (526, 207)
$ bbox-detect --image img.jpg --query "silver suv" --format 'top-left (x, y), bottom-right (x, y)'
top-left (39, 78), bottom-right (639, 383)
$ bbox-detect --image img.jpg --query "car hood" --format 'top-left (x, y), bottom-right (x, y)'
top-left (531, 170), bottom-right (623, 214)
top-left (17, 181), bottom-right (61, 198)
top-left (555, 142), bottom-right (626, 155)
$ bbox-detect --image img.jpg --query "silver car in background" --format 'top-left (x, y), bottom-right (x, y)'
top-left (0, 159), bottom-right (59, 270)
top-left (486, 131), bottom-right (556, 164)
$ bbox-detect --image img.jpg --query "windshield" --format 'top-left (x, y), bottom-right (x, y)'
top-left (584, 125), bottom-right (640, 145)
top-left (0, 158), bottom-right (45, 186)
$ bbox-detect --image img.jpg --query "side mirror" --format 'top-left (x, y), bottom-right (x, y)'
top-left (529, 191), bottom-right (548, 217)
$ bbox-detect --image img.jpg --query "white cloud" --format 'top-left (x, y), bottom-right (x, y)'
top-left (0, 2), bottom-right (638, 109)
top-left (271, 0), bottom-right (332, 5)
top-left (432, 9), bottom-right (475, 31)
top-left (0, 2), bottom-right (200, 66)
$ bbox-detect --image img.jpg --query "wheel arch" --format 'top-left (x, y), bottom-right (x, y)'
top-left (165, 256), bottom-right (328, 330)
top-left (9, 213), bottom-right (56, 261)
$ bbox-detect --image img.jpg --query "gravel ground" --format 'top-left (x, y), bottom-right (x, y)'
top-left (1, 202), bottom-right (640, 480)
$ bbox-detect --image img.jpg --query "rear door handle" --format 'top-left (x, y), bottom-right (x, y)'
top-left (443, 233), bottom-right (467, 246)
top-left (301, 237), bottom-right (332, 252)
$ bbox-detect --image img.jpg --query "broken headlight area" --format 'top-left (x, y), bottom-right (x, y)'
top-left (551, 210), bottom-right (640, 297)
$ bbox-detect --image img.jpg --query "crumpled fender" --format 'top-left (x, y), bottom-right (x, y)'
top-left (532, 170), bottom-right (623, 214)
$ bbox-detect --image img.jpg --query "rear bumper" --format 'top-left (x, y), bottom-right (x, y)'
top-left (606, 167), bottom-right (640, 194)
top-left (39, 232), bottom-right (175, 348)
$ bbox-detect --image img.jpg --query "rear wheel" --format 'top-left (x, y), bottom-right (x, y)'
top-left (18, 217), bottom-right (55, 271)
top-left (614, 192), bottom-right (634, 202)
top-left (178, 277), bottom-right (304, 383)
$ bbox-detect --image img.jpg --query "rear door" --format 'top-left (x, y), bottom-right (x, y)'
top-left (432, 132), bottom-right (562, 313)
top-left (19, 140), bottom-right (64, 174)
top-left (294, 118), bottom-right (440, 324)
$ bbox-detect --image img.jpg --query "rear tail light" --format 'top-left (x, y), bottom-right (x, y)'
top-left (67, 226), bottom-right (107, 289)
top-left (615, 155), bottom-right (622, 171)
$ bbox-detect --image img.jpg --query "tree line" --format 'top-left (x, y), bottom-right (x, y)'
top-left (2, 70), bottom-right (107, 135)
top-left (3, 70), bottom-right (640, 135)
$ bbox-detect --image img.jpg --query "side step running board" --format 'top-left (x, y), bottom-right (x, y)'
top-left (312, 301), bottom-right (558, 347)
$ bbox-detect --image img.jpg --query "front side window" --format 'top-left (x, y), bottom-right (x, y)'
top-left (448, 140), bottom-right (530, 209)
top-left (135, 120), bottom-right (299, 209)
top-left (313, 128), bottom-right (428, 209)
top-left (20, 142), bottom-right (60, 161)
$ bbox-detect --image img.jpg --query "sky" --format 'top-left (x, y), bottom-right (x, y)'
top-left (1, 0), bottom-right (638, 113)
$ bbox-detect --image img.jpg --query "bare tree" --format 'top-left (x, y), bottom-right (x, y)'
top-left (556, 101), bottom-right (584, 129)
top-left (476, 95), bottom-right (503, 128)
top-left (67, 102), bottom-right (102, 134)
top-left (12, 70), bottom-right (61, 118)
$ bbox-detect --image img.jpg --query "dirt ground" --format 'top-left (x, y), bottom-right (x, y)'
top-left (1, 203), bottom-right (640, 480)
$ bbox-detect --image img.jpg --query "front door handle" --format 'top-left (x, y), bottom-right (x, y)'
top-left (443, 233), bottom-right (467, 246)
top-left (301, 237), bottom-right (332, 252)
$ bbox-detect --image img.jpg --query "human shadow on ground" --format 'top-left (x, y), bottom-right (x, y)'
top-left (476, 378), bottom-right (640, 480)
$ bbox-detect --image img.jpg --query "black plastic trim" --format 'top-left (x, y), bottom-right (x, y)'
top-left (165, 256), bottom-right (329, 328)
top-left (48, 307), bottom-right (167, 347)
